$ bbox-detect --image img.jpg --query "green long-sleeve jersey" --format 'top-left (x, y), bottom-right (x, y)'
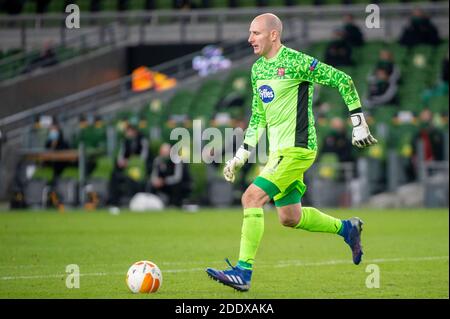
top-left (243, 45), bottom-right (361, 152)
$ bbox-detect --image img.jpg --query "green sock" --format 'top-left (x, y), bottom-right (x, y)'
top-left (238, 208), bottom-right (264, 270)
top-left (295, 207), bottom-right (342, 234)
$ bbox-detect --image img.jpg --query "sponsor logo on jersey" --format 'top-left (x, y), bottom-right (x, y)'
top-left (258, 85), bottom-right (275, 103)
top-left (309, 58), bottom-right (318, 71)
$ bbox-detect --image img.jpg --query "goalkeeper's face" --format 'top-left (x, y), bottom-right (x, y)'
top-left (248, 18), bottom-right (274, 57)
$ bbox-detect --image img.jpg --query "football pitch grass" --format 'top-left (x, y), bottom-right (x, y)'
top-left (0, 208), bottom-right (448, 299)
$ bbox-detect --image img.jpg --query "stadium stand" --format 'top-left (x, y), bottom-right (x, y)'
top-left (1, 2), bottom-right (448, 209)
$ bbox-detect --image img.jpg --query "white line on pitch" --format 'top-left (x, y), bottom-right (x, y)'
top-left (0, 256), bottom-right (447, 281)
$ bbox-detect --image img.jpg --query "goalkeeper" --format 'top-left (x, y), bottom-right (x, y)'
top-left (206, 13), bottom-right (377, 292)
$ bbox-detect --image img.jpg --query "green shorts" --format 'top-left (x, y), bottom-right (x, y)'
top-left (253, 147), bottom-right (317, 207)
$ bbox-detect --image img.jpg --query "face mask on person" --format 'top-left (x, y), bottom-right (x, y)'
top-left (48, 129), bottom-right (59, 141)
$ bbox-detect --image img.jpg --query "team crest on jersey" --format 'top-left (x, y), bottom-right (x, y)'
top-left (277, 67), bottom-right (285, 77)
top-left (258, 85), bottom-right (275, 103)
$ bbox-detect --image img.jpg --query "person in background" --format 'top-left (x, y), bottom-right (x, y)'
top-left (320, 117), bottom-right (354, 163)
top-left (45, 122), bottom-right (69, 178)
top-left (324, 28), bottom-right (353, 67)
top-left (399, 8), bottom-right (441, 47)
top-left (422, 51), bottom-right (449, 106)
top-left (109, 124), bottom-right (149, 207)
top-left (412, 108), bottom-right (445, 167)
top-left (149, 143), bottom-right (192, 207)
top-left (116, 124), bottom-right (148, 169)
top-left (366, 68), bottom-right (399, 108)
top-left (342, 14), bottom-right (365, 47)
top-left (374, 49), bottom-right (401, 83)
top-left (365, 49), bottom-right (401, 108)
top-left (22, 40), bottom-right (58, 74)
top-left (45, 123), bottom-right (68, 151)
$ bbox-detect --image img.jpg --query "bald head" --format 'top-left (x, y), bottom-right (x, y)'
top-left (253, 13), bottom-right (283, 37)
top-left (249, 13), bottom-right (283, 58)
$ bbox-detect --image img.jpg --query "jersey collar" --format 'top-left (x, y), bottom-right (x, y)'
top-left (263, 45), bottom-right (285, 63)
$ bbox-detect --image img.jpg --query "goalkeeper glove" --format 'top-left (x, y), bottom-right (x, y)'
top-left (351, 112), bottom-right (378, 148)
top-left (223, 146), bottom-right (251, 183)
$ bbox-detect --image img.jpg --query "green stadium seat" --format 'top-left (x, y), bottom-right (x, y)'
top-left (317, 152), bottom-right (339, 181)
top-left (47, 0), bottom-right (65, 12)
top-left (125, 156), bottom-right (147, 182)
top-left (140, 99), bottom-right (165, 126)
top-left (60, 167), bottom-right (79, 179)
top-left (55, 166), bottom-right (80, 206)
top-left (191, 80), bottom-right (223, 119)
top-left (188, 163), bottom-right (208, 203)
top-left (23, 0), bottom-right (36, 13)
top-left (318, 87), bottom-right (346, 117)
top-left (90, 156), bottom-right (114, 180)
top-left (75, 125), bottom-right (106, 150)
top-left (315, 117), bottom-right (332, 150)
top-left (221, 70), bottom-right (251, 98)
top-left (155, 0), bottom-right (173, 9)
top-left (305, 41), bottom-right (328, 61)
top-left (166, 90), bottom-right (195, 117)
top-left (429, 94), bottom-right (449, 114)
top-left (131, 0), bottom-right (147, 10)
top-left (373, 106), bottom-right (398, 124)
top-left (31, 166), bottom-right (55, 182)
top-left (388, 122), bottom-right (418, 154)
top-left (24, 166), bottom-right (54, 207)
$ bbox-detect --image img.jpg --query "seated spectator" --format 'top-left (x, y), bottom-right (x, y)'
top-left (109, 124), bottom-right (149, 206)
top-left (342, 14), bottom-right (365, 47)
top-left (365, 68), bottom-right (399, 108)
top-left (45, 123), bottom-right (68, 151)
top-left (324, 28), bottom-right (353, 67)
top-left (422, 51), bottom-right (449, 105)
top-left (22, 40), bottom-right (58, 74)
top-left (117, 124), bottom-right (148, 167)
top-left (149, 143), bottom-right (192, 207)
top-left (412, 108), bottom-right (445, 165)
top-left (399, 8), bottom-right (441, 47)
top-left (373, 49), bottom-right (401, 83)
top-left (45, 122), bottom-right (69, 178)
top-left (320, 117), bottom-right (354, 163)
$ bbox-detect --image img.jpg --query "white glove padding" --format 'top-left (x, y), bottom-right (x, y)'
top-left (351, 113), bottom-right (378, 148)
top-left (223, 146), bottom-right (251, 183)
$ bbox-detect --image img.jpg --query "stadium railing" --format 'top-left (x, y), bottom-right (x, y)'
top-left (0, 22), bottom-right (127, 82)
top-left (0, 2), bottom-right (448, 52)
